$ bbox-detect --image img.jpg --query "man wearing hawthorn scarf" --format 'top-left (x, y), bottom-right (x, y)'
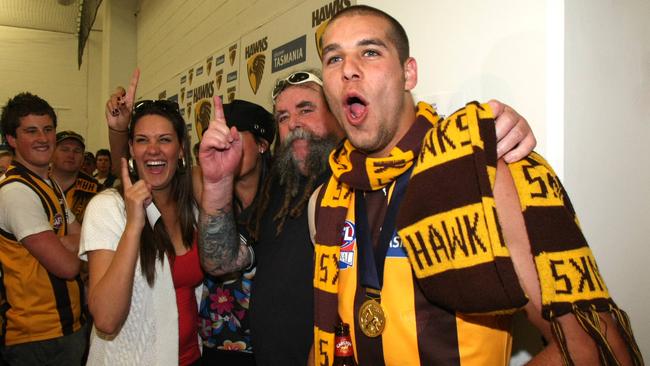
top-left (312, 5), bottom-right (642, 366)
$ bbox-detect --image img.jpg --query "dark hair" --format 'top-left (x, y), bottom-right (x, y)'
top-left (127, 102), bottom-right (196, 286)
top-left (95, 149), bottom-right (112, 169)
top-left (235, 133), bottom-right (273, 219)
top-left (325, 5), bottom-right (410, 64)
top-left (1, 92), bottom-right (57, 147)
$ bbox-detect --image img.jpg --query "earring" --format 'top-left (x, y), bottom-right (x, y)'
top-left (127, 158), bottom-right (136, 175)
top-left (177, 156), bottom-right (187, 173)
top-left (259, 147), bottom-right (265, 154)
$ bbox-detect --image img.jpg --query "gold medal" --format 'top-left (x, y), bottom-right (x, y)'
top-left (358, 298), bottom-right (386, 337)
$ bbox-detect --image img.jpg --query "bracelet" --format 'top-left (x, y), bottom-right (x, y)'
top-left (108, 126), bottom-right (129, 133)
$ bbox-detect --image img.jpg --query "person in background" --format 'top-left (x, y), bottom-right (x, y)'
top-left (50, 131), bottom-right (99, 223)
top-left (81, 151), bottom-right (96, 177)
top-left (197, 98), bottom-right (274, 365)
top-left (0, 92), bottom-right (85, 365)
top-left (198, 67), bottom-right (537, 365)
top-left (94, 148), bottom-right (120, 189)
top-left (50, 131), bottom-right (100, 358)
top-left (0, 148), bottom-right (12, 176)
top-left (80, 97), bottom-right (203, 366)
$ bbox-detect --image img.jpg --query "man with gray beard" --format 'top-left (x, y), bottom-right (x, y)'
top-left (268, 128), bottom-right (338, 227)
top-left (244, 71), bottom-right (344, 365)
top-left (198, 69), bottom-right (537, 365)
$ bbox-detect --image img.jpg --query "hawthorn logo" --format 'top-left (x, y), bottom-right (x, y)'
top-left (227, 86), bottom-right (236, 102)
top-left (229, 44), bottom-right (237, 66)
top-left (206, 56), bottom-right (213, 75)
top-left (314, 20), bottom-right (329, 59)
top-left (188, 68), bottom-right (194, 86)
top-left (194, 99), bottom-right (212, 140)
top-left (180, 87), bottom-right (186, 103)
top-left (247, 54), bottom-right (265, 95)
top-left (186, 102), bottom-right (192, 119)
top-left (215, 69), bottom-right (223, 90)
top-left (245, 37), bottom-right (268, 95)
top-left (312, 0), bottom-right (351, 59)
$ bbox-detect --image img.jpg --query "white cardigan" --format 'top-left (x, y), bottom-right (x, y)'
top-left (79, 189), bottom-right (201, 365)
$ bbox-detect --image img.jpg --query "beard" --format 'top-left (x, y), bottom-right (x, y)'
top-left (273, 128), bottom-right (337, 197)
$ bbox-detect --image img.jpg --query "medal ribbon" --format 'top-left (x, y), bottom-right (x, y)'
top-left (355, 166), bottom-right (413, 296)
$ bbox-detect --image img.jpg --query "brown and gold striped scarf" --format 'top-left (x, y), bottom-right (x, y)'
top-left (313, 102), bottom-right (642, 366)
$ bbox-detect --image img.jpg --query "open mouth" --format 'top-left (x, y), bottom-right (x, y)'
top-left (34, 145), bottom-right (50, 152)
top-left (145, 160), bottom-right (167, 173)
top-left (345, 94), bottom-right (368, 122)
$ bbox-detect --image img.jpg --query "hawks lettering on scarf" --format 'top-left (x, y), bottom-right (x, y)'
top-left (396, 103), bottom-right (526, 314)
top-left (314, 102), bottom-right (643, 366)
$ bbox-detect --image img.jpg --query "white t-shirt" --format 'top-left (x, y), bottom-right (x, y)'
top-left (79, 189), bottom-right (179, 366)
top-left (0, 179), bottom-right (75, 241)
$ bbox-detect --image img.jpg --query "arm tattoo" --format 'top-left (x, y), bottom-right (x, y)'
top-left (198, 206), bottom-right (252, 276)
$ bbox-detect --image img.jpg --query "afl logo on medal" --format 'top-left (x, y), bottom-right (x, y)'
top-left (339, 220), bottom-right (355, 269)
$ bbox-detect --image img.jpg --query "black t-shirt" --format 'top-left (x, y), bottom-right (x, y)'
top-left (249, 172), bottom-right (330, 365)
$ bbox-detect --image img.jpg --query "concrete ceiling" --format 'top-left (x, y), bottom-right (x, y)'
top-left (0, 0), bottom-right (103, 34)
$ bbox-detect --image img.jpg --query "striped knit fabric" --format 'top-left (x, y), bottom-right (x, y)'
top-left (313, 102), bottom-right (642, 366)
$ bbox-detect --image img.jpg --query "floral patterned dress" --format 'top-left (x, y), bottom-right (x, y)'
top-left (198, 207), bottom-right (255, 355)
top-left (199, 265), bottom-right (255, 352)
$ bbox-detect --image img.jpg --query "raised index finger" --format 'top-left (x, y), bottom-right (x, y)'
top-left (211, 95), bottom-right (226, 127)
top-left (120, 157), bottom-right (134, 189)
top-left (124, 68), bottom-right (141, 107)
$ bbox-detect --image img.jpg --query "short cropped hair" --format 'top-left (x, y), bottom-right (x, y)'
top-left (1, 92), bottom-right (57, 144)
top-left (95, 149), bottom-right (112, 169)
top-left (326, 5), bottom-right (410, 65)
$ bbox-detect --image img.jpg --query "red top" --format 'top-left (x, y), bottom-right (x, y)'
top-left (171, 239), bottom-right (203, 366)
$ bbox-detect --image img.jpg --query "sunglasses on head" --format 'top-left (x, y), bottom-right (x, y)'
top-left (133, 99), bottom-right (180, 116)
top-left (271, 71), bottom-right (323, 103)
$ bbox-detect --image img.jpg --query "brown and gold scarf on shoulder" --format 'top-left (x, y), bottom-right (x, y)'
top-left (313, 102), bottom-right (642, 366)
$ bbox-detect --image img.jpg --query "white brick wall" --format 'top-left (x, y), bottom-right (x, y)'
top-left (0, 25), bottom-right (92, 140)
top-left (135, 0), bottom-right (305, 97)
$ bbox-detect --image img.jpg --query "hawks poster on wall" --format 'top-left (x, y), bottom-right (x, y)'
top-left (146, 0), bottom-right (353, 148)
top-left (238, 0), bottom-right (353, 109)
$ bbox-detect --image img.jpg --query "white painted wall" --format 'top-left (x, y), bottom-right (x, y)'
top-left (363, 0), bottom-right (548, 154)
top-left (135, 0), bottom-right (306, 99)
top-left (565, 0), bottom-right (650, 357)
top-left (85, 29), bottom-right (105, 151)
top-left (0, 26), bottom-right (92, 140)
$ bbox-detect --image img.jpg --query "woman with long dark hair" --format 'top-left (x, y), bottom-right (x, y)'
top-left (79, 99), bottom-right (202, 366)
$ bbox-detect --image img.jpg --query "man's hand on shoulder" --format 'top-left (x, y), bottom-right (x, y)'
top-left (488, 99), bottom-right (537, 163)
